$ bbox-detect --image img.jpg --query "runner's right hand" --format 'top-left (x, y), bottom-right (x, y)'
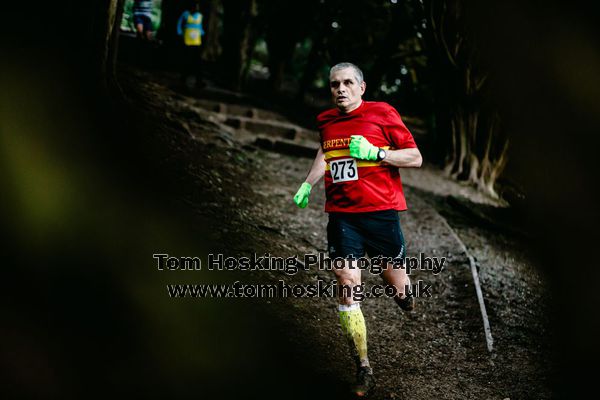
top-left (293, 182), bottom-right (312, 208)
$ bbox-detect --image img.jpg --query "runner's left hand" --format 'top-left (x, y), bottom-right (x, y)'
top-left (349, 135), bottom-right (378, 161)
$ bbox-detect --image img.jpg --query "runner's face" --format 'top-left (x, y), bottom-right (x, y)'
top-left (330, 68), bottom-right (366, 113)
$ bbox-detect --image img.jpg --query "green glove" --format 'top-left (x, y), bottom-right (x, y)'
top-left (349, 135), bottom-right (379, 161)
top-left (294, 182), bottom-right (312, 208)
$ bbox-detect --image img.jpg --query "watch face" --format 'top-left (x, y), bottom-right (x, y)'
top-left (378, 149), bottom-right (386, 160)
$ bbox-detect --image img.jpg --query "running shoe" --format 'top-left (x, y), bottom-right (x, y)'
top-left (353, 366), bottom-right (376, 397)
top-left (395, 291), bottom-right (415, 311)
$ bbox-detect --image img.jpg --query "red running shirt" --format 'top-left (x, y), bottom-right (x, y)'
top-left (317, 101), bottom-right (417, 213)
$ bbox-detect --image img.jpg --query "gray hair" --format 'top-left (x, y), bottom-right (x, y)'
top-left (330, 62), bottom-right (364, 84)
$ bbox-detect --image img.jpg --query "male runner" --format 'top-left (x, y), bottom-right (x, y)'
top-left (132, 0), bottom-right (154, 40)
top-left (293, 62), bottom-right (422, 396)
top-left (176, 2), bottom-right (205, 88)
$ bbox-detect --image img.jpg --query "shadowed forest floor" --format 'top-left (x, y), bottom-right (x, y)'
top-left (119, 64), bottom-right (552, 400)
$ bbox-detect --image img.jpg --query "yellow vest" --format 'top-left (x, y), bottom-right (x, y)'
top-left (184, 13), bottom-right (203, 46)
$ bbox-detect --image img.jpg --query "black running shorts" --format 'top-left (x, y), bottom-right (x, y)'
top-left (326, 210), bottom-right (406, 260)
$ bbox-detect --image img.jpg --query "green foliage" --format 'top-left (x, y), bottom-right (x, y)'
top-left (289, 38), bottom-right (313, 81)
top-left (248, 39), bottom-right (269, 79)
top-left (313, 66), bottom-right (330, 89)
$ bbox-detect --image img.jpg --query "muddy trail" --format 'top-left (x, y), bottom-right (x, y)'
top-left (120, 65), bottom-right (552, 400)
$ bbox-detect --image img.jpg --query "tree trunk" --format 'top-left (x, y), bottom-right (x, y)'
top-left (158, 0), bottom-right (179, 46)
top-left (297, 36), bottom-right (325, 101)
top-left (202, 0), bottom-right (222, 62)
top-left (221, 0), bottom-right (257, 90)
top-left (91, 0), bottom-right (125, 93)
top-left (423, 0), bottom-right (510, 199)
top-left (108, 0), bottom-right (126, 90)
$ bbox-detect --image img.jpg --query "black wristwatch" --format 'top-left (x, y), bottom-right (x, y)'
top-left (376, 148), bottom-right (387, 161)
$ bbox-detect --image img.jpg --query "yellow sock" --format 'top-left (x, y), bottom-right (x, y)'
top-left (339, 303), bottom-right (369, 366)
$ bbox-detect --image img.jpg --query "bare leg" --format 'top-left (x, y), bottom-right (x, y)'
top-left (381, 261), bottom-right (414, 310)
top-left (135, 23), bottom-right (144, 39)
top-left (334, 259), bottom-right (361, 305)
top-left (381, 261), bottom-right (410, 297)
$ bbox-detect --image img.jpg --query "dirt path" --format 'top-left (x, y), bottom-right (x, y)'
top-left (121, 66), bottom-right (552, 399)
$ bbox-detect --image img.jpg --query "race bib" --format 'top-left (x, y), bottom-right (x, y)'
top-left (330, 158), bottom-right (358, 183)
